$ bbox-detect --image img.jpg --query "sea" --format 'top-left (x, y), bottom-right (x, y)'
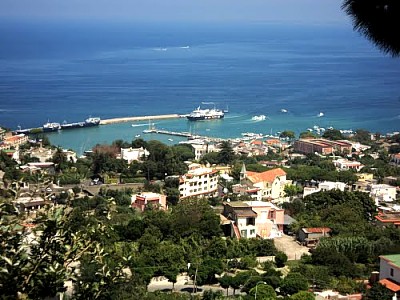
top-left (0, 20), bottom-right (399, 155)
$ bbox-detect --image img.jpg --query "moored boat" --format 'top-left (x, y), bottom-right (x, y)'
top-left (186, 105), bottom-right (224, 121)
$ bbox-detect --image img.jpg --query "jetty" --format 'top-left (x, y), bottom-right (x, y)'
top-left (100, 114), bottom-right (181, 125)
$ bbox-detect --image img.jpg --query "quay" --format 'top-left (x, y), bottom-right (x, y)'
top-left (100, 114), bottom-right (182, 125)
top-left (143, 128), bottom-right (224, 142)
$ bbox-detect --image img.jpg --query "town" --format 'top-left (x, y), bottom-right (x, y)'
top-left (1, 125), bottom-right (400, 300)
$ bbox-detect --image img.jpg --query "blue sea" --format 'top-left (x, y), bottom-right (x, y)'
top-left (0, 20), bottom-right (399, 154)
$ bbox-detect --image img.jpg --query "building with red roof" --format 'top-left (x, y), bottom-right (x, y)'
top-left (379, 254), bottom-right (400, 297)
top-left (233, 165), bottom-right (289, 200)
top-left (298, 227), bottom-right (331, 247)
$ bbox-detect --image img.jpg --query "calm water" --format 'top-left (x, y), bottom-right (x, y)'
top-left (0, 20), bottom-right (399, 154)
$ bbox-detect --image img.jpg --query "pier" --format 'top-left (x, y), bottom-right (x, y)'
top-left (100, 114), bottom-right (182, 125)
top-left (143, 128), bottom-right (224, 142)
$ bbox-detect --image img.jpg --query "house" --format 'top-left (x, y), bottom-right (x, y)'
top-left (221, 201), bottom-right (284, 239)
top-left (294, 138), bottom-right (352, 155)
top-left (191, 142), bottom-right (219, 161)
top-left (375, 211), bottom-right (400, 228)
top-left (27, 147), bottom-right (56, 162)
top-left (303, 181), bottom-right (347, 198)
top-left (131, 192), bottom-right (167, 212)
top-left (379, 254), bottom-right (400, 296)
top-left (391, 153), bottom-right (400, 167)
top-left (370, 184), bottom-right (397, 204)
top-left (333, 158), bottom-right (364, 172)
top-left (315, 290), bottom-right (362, 300)
top-left (179, 164), bottom-right (219, 199)
top-left (0, 133), bottom-right (28, 150)
top-left (120, 147), bottom-right (149, 163)
top-left (20, 162), bottom-right (55, 175)
top-left (297, 227), bottom-right (331, 247)
top-left (234, 165), bottom-right (289, 200)
top-left (13, 196), bottom-right (49, 213)
top-left (356, 173), bottom-right (374, 182)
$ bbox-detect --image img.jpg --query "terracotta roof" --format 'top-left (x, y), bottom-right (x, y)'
top-left (265, 139), bottom-right (280, 145)
top-left (303, 227), bottom-right (332, 234)
top-left (246, 168), bottom-right (286, 183)
top-left (379, 278), bottom-right (400, 292)
top-left (251, 140), bottom-right (263, 146)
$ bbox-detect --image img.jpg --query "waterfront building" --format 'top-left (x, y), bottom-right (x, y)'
top-left (294, 138), bottom-right (352, 155)
top-left (131, 192), bottom-right (167, 212)
top-left (0, 133), bottom-right (28, 150)
top-left (190, 142), bottom-right (219, 161)
top-left (178, 164), bottom-right (219, 199)
top-left (221, 200), bottom-right (284, 239)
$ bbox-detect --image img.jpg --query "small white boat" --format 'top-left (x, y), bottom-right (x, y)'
top-left (318, 112), bottom-right (324, 117)
top-left (251, 115), bottom-right (266, 121)
top-left (168, 138), bottom-right (174, 142)
top-left (281, 109), bottom-right (288, 113)
top-left (135, 134), bottom-right (141, 138)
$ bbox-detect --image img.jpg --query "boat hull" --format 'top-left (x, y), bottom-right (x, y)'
top-left (187, 115), bottom-right (224, 121)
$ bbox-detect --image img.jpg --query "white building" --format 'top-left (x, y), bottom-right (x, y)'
top-left (192, 143), bottom-right (219, 161)
top-left (120, 147), bottom-right (149, 164)
top-left (371, 184), bottom-right (397, 204)
top-left (303, 181), bottom-right (347, 198)
top-left (179, 164), bottom-right (219, 199)
top-left (333, 158), bottom-right (364, 172)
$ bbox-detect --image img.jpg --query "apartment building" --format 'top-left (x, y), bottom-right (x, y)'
top-left (179, 164), bottom-right (219, 199)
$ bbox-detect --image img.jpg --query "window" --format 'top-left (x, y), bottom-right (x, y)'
top-left (268, 211), bottom-right (276, 219)
top-left (391, 268), bottom-right (394, 277)
top-left (240, 230), bottom-right (247, 238)
top-left (246, 218), bottom-right (255, 226)
top-left (250, 229), bottom-right (255, 235)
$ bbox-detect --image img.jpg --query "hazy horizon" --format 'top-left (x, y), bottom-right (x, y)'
top-left (0, 0), bottom-right (348, 25)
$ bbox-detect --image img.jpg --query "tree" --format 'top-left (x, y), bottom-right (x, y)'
top-left (219, 274), bottom-right (232, 296)
top-left (322, 129), bottom-right (344, 140)
top-left (353, 129), bottom-right (371, 144)
top-left (275, 251), bottom-right (288, 268)
top-left (248, 284), bottom-right (277, 300)
top-left (342, 0), bottom-right (400, 56)
top-left (280, 130), bottom-right (296, 139)
top-left (217, 141), bottom-right (236, 165)
top-left (164, 265), bottom-right (180, 291)
top-left (290, 291), bottom-right (315, 300)
top-left (365, 282), bottom-right (394, 300)
top-left (281, 273), bottom-right (309, 296)
top-left (299, 131), bottom-right (317, 139)
top-left (202, 289), bottom-right (224, 300)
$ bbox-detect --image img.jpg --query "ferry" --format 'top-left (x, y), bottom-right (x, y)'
top-left (186, 105), bottom-right (224, 121)
top-left (42, 121), bottom-right (61, 132)
top-left (61, 117), bottom-right (100, 130)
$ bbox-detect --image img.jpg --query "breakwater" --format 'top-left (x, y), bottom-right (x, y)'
top-left (100, 114), bottom-right (182, 125)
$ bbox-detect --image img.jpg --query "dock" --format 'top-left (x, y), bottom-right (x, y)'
top-left (143, 128), bottom-right (224, 142)
top-left (100, 114), bottom-right (182, 125)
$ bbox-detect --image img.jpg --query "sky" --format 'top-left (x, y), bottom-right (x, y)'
top-left (0, 0), bottom-right (348, 24)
